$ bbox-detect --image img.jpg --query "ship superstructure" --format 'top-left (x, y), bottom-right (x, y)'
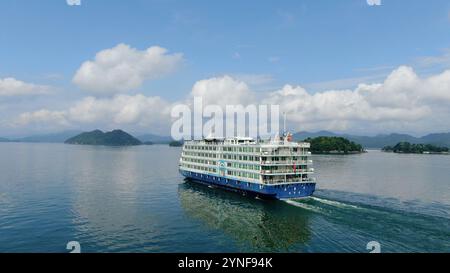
top-left (179, 134), bottom-right (316, 199)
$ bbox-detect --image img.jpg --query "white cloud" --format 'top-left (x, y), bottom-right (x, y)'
top-left (15, 94), bottom-right (171, 130)
top-left (263, 66), bottom-right (450, 133)
top-left (304, 73), bottom-right (387, 92)
top-left (416, 49), bottom-right (450, 68)
top-left (72, 43), bottom-right (184, 95)
top-left (422, 70), bottom-right (450, 103)
top-left (357, 66), bottom-right (420, 108)
top-left (190, 75), bottom-right (254, 106)
top-left (14, 76), bottom-right (253, 132)
top-left (16, 109), bottom-right (68, 127)
top-left (11, 66), bottom-right (450, 135)
top-left (0, 78), bottom-right (51, 97)
top-left (367, 0), bottom-right (381, 6)
top-left (230, 74), bottom-right (274, 87)
top-left (183, 68), bottom-right (450, 134)
top-left (67, 94), bottom-right (170, 125)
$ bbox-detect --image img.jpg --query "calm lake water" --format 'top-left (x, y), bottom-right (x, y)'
top-left (0, 143), bottom-right (449, 253)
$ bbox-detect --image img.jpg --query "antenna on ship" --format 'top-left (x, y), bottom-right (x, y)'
top-left (282, 111), bottom-right (292, 142)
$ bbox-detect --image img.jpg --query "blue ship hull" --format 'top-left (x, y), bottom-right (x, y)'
top-left (180, 169), bottom-right (315, 200)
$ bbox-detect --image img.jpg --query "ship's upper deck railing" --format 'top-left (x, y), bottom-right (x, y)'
top-left (264, 177), bottom-right (316, 184)
top-left (183, 138), bottom-right (310, 148)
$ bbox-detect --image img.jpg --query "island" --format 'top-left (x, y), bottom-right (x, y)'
top-left (65, 129), bottom-right (142, 146)
top-left (169, 141), bottom-right (183, 147)
top-left (382, 142), bottom-right (449, 154)
top-left (0, 137), bottom-right (10, 142)
top-left (304, 136), bottom-right (364, 154)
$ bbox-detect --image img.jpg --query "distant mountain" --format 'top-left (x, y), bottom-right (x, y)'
top-left (420, 133), bottom-right (450, 148)
top-left (293, 131), bottom-right (340, 139)
top-left (343, 133), bottom-right (420, 148)
top-left (294, 131), bottom-right (450, 148)
top-left (12, 130), bottom-right (83, 143)
top-left (2, 130), bottom-right (173, 144)
top-left (136, 133), bottom-right (173, 144)
top-left (65, 129), bottom-right (142, 146)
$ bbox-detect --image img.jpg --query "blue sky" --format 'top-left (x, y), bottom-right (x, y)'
top-left (1, 0), bottom-right (450, 137)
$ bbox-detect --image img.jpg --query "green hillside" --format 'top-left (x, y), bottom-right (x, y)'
top-left (382, 142), bottom-right (449, 154)
top-left (65, 130), bottom-right (142, 146)
top-left (304, 136), bottom-right (364, 154)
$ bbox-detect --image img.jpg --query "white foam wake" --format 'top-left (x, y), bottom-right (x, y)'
top-left (311, 196), bottom-right (360, 209)
top-left (284, 199), bottom-right (324, 214)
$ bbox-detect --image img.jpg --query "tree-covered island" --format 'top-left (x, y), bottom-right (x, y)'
top-left (304, 136), bottom-right (364, 154)
top-left (169, 141), bottom-right (183, 147)
top-left (65, 129), bottom-right (142, 146)
top-left (382, 142), bottom-right (449, 154)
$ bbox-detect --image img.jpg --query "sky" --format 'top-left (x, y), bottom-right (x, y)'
top-left (1, 0), bottom-right (450, 137)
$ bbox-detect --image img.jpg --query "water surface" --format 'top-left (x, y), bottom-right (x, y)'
top-left (0, 143), bottom-right (449, 252)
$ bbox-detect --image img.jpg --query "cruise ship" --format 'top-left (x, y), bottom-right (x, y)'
top-left (179, 133), bottom-right (316, 200)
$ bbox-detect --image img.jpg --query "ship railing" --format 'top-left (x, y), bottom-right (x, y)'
top-left (183, 141), bottom-right (223, 146)
top-left (260, 169), bottom-right (313, 174)
top-left (258, 140), bottom-right (310, 146)
top-left (183, 149), bottom-right (310, 156)
top-left (182, 154), bottom-right (313, 166)
top-left (261, 151), bottom-right (309, 156)
top-left (222, 151), bottom-right (310, 156)
top-left (263, 177), bottom-right (316, 184)
top-left (184, 139), bottom-right (310, 147)
top-left (260, 160), bottom-right (312, 165)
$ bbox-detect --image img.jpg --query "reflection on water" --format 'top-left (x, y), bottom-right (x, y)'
top-left (70, 145), bottom-right (141, 233)
top-left (1, 143), bottom-right (450, 252)
top-left (313, 150), bottom-right (450, 205)
top-left (292, 189), bottom-right (450, 252)
top-left (178, 181), bottom-right (312, 251)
